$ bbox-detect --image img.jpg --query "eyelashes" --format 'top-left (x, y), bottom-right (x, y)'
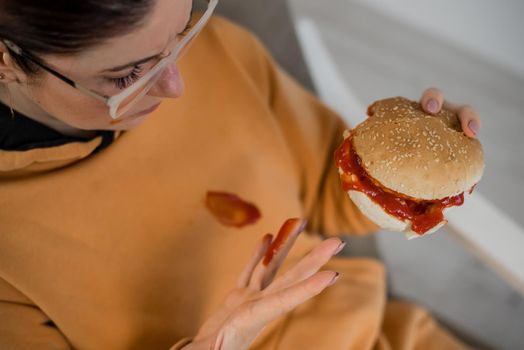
top-left (105, 21), bottom-right (192, 90)
top-left (107, 64), bottom-right (144, 90)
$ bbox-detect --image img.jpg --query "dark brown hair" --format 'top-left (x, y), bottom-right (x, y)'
top-left (0, 0), bottom-right (154, 74)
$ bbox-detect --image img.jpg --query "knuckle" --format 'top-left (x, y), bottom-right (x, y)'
top-left (311, 239), bottom-right (338, 258)
top-left (459, 106), bottom-right (479, 121)
top-left (310, 246), bottom-right (332, 264)
top-left (422, 87), bottom-right (433, 95)
top-left (428, 87), bottom-right (442, 95)
top-left (460, 104), bottom-right (475, 115)
top-left (243, 300), bottom-right (260, 318)
top-left (275, 293), bottom-right (292, 311)
top-left (232, 304), bottom-right (254, 327)
top-left (220, 322), bottom-right (240, 342)
top-left (309, 278), bottom-right (326, 295)
top-left (297, 280), bottom-right (318, 298)
top-left (309, 246), bottom-right (327, 261)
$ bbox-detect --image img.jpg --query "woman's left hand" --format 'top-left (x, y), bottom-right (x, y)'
top-left (419, 88), bottom-right (481, 138)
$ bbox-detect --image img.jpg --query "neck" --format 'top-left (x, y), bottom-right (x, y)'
top-left (0, 84), bottom-right (97, 139)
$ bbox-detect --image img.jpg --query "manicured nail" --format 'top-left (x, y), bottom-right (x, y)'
top-left (328, 272), bottom-right (340, 286)
top-left (426, 99), bottom-right (439, 113)
top-left (333, 241), bottom-right (347, 255)
top-left (468, 120), bottom-right (479, 135)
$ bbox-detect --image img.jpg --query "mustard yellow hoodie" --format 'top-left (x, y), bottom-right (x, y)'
top-left (0, 16), bottom-right (467, 350)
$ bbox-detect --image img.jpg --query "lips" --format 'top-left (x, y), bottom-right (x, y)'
top-left (109, 102), bottom-right (161, 126)
top-left (130, 102), bottom-right (161, 118)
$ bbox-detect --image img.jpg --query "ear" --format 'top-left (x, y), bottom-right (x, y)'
top-left (0, 41), bottom-right (25, 84)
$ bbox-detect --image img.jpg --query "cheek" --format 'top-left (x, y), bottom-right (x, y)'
top-left (30, 78), bottom-right (111, 130)
top-left (29, 77), bottom-right (163, 131)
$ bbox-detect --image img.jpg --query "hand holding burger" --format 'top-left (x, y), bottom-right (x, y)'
top-left (336, 94), bottom-right (484, 239)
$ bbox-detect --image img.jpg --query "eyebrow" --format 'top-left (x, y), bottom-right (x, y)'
top-left (100, 10), bottom-right (194, 74)
top-left (102, 54), bottom-right (160, 73)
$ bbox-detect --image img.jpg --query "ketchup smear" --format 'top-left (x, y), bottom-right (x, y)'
top-left (206, 191), bottom-right (261, 228)
top-left (262, 218), bottom-right (305, 266)
top-left (335, 136), bottom-right (467, 235)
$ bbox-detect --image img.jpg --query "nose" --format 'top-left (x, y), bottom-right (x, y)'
top-left (147, 62), bottom-right (185, 98)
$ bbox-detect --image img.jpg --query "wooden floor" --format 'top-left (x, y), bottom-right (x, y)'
top-left (288, 1), bottom-right (524, 349)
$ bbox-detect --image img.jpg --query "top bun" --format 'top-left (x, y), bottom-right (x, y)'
top-left (351, 97), bottom-right (484, 200)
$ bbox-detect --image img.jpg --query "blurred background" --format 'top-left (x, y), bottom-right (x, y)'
top-left (287, 1), bottom-right (524, 349)
top-left (219, 0), bottom-right (524, 349)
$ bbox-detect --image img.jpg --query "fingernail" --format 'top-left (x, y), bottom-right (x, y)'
top-left (328, 272), bottom-right (340, 286)
top-left (426, 99), bottom-right (439, 113)
top-left (333, 241), bottom-right (347, 255)
top-left (468, 120), bottom-right (479, 135)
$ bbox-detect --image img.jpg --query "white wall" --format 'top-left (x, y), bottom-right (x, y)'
top-left (353, 0), bottom-right (524, 78)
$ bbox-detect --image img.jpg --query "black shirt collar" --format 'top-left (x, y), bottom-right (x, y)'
top-left (0, 102), bottom-right (115, 153)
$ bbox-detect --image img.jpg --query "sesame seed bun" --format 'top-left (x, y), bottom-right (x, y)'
top-left (352, 97), bottom-right (485, 200)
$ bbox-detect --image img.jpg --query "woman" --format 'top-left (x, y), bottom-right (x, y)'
top-left (0, 0), bottom-right (482, 349)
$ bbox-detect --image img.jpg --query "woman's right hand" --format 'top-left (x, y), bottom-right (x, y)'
top-left (182, 218), bottom-right (346, 350)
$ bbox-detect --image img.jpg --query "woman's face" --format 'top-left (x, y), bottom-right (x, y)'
top-left (11, 0), bottom-right (193, 131)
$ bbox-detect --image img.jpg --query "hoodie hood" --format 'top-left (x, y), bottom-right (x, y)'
top-left (0, 102), bottom-right (117, 178)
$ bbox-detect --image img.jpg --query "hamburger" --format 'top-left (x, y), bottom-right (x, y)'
top-left (335, 97), bottom-right (484, 239)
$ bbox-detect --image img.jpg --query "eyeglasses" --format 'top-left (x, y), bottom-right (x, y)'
top-left (3, 0), bottom-right (218, 120)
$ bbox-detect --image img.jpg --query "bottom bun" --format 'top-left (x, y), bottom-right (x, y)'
top-left (348, 190), bottom-right (446, 240)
